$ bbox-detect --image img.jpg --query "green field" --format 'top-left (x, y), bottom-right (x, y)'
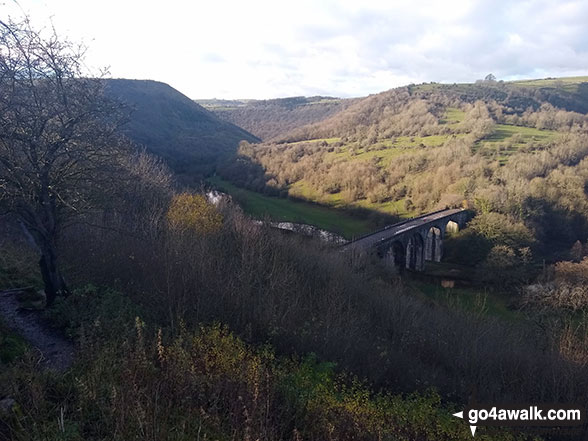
top-left (290, 179), bottom-right (411, 216)
top-left (288, 137), bottom-right (341, 146)
top-left (510, 76), bottom-right (588, 92)
top-left (208, 176), bottom-right (376, 238)
top-left (412, 76), bottom-right (588, 94)
top-left (440, 107), bottom-right (465, 124)
top-left (329, 143), bottom-right (415, 166)
top-left (475, 124), bottom-right (559, 164)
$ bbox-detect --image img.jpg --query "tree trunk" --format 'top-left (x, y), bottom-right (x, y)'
top-left (39, 244), bottom-right (69, 307)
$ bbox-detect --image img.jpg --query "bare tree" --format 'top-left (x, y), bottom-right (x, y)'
top-left (0, 17), bottom-right (129, 305)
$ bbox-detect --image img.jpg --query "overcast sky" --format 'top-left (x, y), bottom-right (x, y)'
top-left (4, 0), bottom-right (588, 99)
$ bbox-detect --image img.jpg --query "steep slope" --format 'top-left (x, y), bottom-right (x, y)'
top-left (217, 77), bottom-right (588, 247)
top-left (269, 77), bottom-right (588, 144)
top-left (197, 96), bottom-right (354, 141)
top-left (104, 79), bottom-right (259, 178)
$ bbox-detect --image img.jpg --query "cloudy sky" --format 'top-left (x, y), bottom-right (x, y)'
top-left (3, 0), bottom-right (588, 99)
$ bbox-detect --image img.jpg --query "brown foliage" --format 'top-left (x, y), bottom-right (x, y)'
top-left (61, 204), bottom-right (588, 408)
top-left (166, 193), bottom-right (223, 234)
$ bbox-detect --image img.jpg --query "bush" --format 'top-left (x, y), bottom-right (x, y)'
top-left (166, 193), bottom-right (223, 233)
top-left (477, 245), bottom-right (534, 288)
top-left (0, 322), bottom-right (531, 441)
top-left (468, 212), bottom-right (535, 249)
top-left (45, 285), bottom-right (140, 340)
top-left (59, 208), bottom-right (588, 411)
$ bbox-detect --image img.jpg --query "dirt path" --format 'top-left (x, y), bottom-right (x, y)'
top-left (0, 289), bottom-right (74, 372)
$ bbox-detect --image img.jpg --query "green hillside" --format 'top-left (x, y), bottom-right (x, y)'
top-left (216, 77), bottom-right (588, 249)
top-left (511, 75), bottom-right (588, 91)
top-left (411, 76), bottom-right (588, 114)
top-left (5, 13), bottom-right (588, 441)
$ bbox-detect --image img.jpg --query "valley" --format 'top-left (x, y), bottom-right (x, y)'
top-left (2, 22), bottom-right (588, 439)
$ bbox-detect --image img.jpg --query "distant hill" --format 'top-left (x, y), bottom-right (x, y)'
top-left (410, 76), bottom-right (588, 114)
top-left (199, 77), bottom-right (588, 144)
top-left (104, 79), bottom-right (259, 179)
top-left (196, 96), bottom-right (354, 141)
top-left (260, 76), bottom-right (588, 144)
top-left (215, 76), bottom-right (588, 247)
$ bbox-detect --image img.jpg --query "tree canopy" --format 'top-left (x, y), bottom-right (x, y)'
top-left (0, 17), bottom-right (129, 304)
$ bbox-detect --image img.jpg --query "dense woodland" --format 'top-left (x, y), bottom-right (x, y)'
top-left (2, 17), bottom-right (588, 441)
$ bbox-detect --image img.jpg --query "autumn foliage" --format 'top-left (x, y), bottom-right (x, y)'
top-left (166, 193), bottom-right (223, 233)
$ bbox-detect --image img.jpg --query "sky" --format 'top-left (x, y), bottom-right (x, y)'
top-left (3, 0), bottom-right (588, 99)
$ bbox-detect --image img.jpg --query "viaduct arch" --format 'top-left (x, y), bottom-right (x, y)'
top-left (343, 208), bottom-right (471, 271)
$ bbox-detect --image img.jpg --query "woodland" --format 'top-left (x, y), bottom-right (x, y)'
top-left (1, 16), bottom-right (588, 441)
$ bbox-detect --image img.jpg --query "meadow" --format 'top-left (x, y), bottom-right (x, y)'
top-left (208, 175), bottom-right (376, 238)
top-left (511, 76), bottom-right (588, 92)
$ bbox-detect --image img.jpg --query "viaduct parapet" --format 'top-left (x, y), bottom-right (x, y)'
top-left (342, 208), bottom-right (472, 271)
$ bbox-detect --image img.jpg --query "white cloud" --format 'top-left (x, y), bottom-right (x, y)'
top-left (2, 0), bottom-right (588, 98)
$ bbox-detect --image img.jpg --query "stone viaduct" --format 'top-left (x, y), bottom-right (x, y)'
top-left (342, 208), bottom-right (471, 271)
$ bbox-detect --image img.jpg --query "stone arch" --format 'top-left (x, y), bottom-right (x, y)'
top-left (406, 233), bottom-right (425, 270)
top-left (446, 220), bottom-right (459, 234)
top-left (378, 240), bottom-right (406, 271)
top-left (389, 240), bottom-right (406, 269)
top-left (425, 226), bottom-right (442, 262)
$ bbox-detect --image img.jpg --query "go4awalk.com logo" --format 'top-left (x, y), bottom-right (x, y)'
top-left (453, 404), bottom-right (584, 436)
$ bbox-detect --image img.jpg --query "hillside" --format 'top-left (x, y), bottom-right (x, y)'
top-left (411, 76), bottom-right (588, 114)
top-left (104, 79), bottom-right (260, 178)
top-left (7, 11), bottom-right (588, 441)
top-left (216, 76), bottom-right (588, 250)
top-left (197, 95), bottom-right (354, 140)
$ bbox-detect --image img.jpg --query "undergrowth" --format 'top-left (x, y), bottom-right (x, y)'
top-left (0, 287), bottom-right (538, 441)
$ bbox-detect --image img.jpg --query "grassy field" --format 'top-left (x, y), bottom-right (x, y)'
top-left (439, 106), bottom-right (560, 163)
top-left (288, 178), bottom-right (412, 218)
top-left (208, 176), bottom-right (376, 238)
top-left (413, 76), bottom-right (588, 93)
top-left (291, 180), bottom-right (412, 217)
top-left (476, 123), bottom-right (559, 164)
top-left (510, 76), bottom-right (588, 92)
top-left (442, 107), bottom-right (465, 123)
top-left (329, 143), bottom-right (416, 166)
top-left (287, 137), bottom-right (341, 146)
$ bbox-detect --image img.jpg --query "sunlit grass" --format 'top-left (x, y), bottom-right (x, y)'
top-left (286, 137), bottom-right (341, 146)
top-left (208, 176), bottom-right (374, 238)
top-left (511, 76), bottom-right (588, 92)
top-left (440, 107), bottom-right (465, 124)
top-left (475, 123), bottom-right (559, 164)
top-left (352, 198), bottom-right (410, 217)
top-left (287, 178), bottom-right (413, 220)
top-left (325, 134), bottom-right (456, 166)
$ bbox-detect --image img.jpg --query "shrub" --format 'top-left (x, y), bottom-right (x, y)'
top-left (0, 321), bottom-right (532, 441)
top-left (477, 245), bottom-right (534, 288)
top-left (166, 193), bottom-right (223, 233)
top-left (468, 212), bottom-right (535, 249)
top-left (45, 285), bottom-right (140, 340)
